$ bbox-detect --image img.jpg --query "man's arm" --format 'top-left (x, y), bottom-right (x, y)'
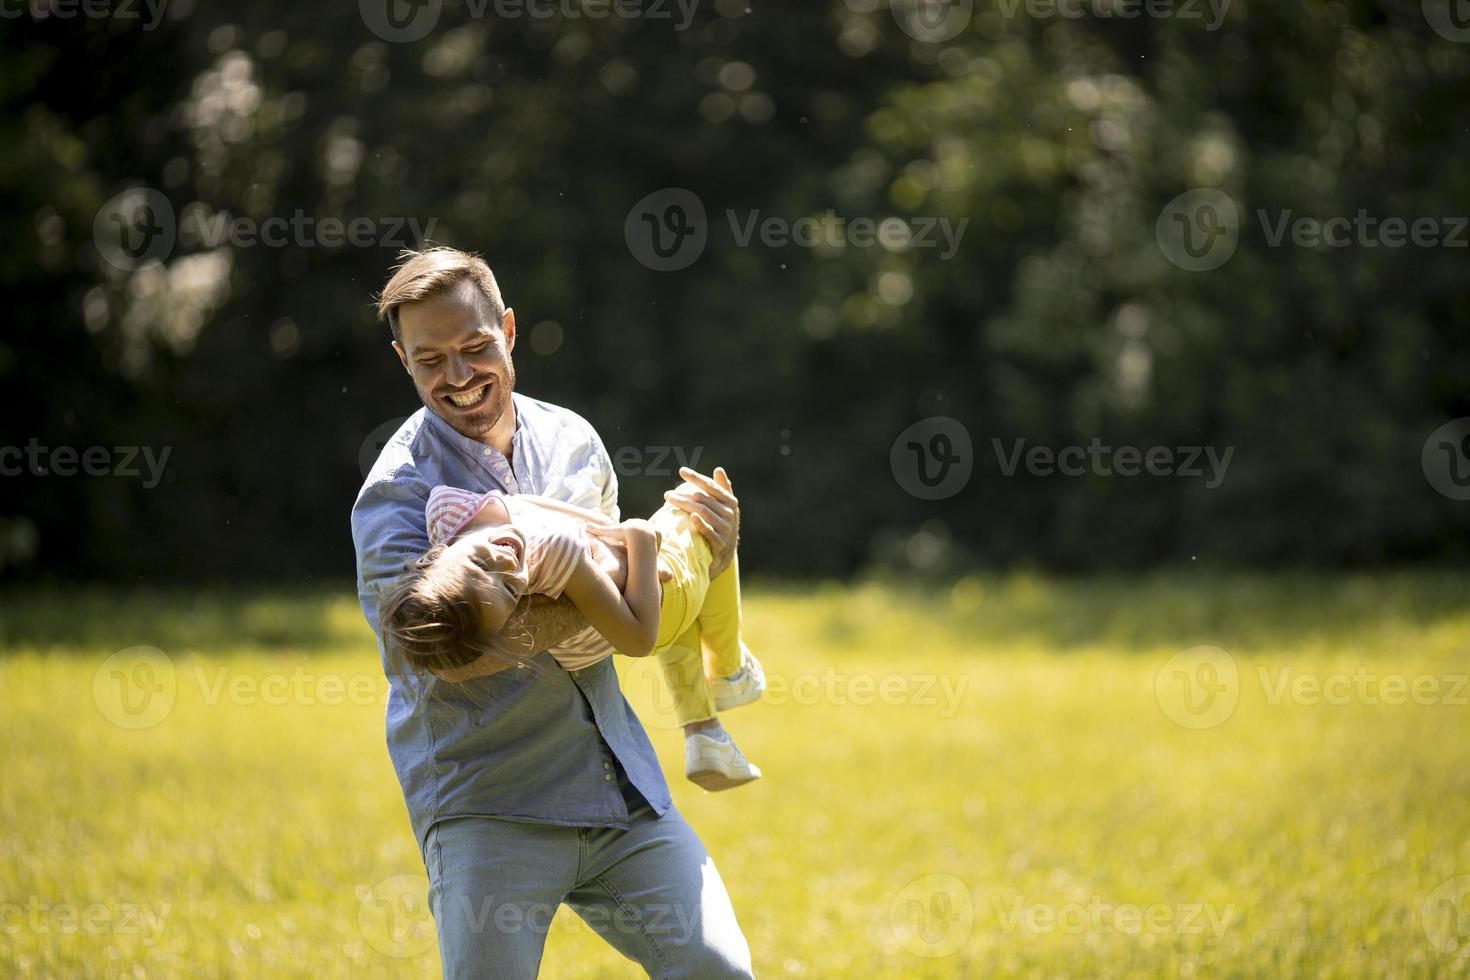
top-left (498, 594), bottom-right (596, 658)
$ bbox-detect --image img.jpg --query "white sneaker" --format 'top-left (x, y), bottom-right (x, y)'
top-left (684, 732), bottom-right (762, 791)
top-left (710, 645), bottom-right (766, 712)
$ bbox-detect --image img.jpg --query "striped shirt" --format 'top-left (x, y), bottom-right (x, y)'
top-left (425, 485), bottom-right (614, 669)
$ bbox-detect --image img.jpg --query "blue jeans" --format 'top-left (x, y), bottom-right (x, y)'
top-left (424, 777), bottom-right (754, 979)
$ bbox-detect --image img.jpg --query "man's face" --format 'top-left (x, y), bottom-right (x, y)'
top-left (393, 279), bottom-right (517, 441)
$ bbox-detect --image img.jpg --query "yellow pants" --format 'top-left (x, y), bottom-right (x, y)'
top-left (648, 498), bottom-right (748, 726)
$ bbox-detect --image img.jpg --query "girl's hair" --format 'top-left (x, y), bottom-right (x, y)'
top-left (378, 544), bottom-right (532, 688)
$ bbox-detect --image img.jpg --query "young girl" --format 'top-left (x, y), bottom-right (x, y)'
top-left (380, 479), bottom-right (766, 791)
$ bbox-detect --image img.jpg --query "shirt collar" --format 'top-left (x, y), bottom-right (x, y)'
top-left (422, 392), bottom-right (525, 462)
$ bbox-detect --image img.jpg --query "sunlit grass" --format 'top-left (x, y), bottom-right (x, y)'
top-left (3, 572), bottom-right (1469, 977)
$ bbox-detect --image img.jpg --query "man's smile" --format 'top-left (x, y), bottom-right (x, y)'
top-left (444, 382), bottom-right (491, 411)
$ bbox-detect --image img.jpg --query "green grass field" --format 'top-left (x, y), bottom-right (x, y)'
top-left (4, 573), bottom-right (1470, 978)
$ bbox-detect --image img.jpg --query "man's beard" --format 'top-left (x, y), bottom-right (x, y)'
top-left (429, 363), bottom-right (515, 440)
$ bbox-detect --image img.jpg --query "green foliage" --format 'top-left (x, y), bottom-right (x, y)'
top-left (3, 3), bottom-right (1468, 580)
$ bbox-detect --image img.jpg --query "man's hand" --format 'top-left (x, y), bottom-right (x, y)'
top-left (665, 466), bottom-right (739, 578)
top-left (501, 594), bottom-right (592, 657)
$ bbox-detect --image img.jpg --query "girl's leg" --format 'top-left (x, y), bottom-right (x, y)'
top-left (658, 619), bottom-right (719, 729)
top-left (697, 554), bottom-right (747, 681)
top-left (649, 499), bottom-right (712, 651)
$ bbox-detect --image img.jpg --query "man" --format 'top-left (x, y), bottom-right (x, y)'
top-left (351, 246), bottom-right (754, 978)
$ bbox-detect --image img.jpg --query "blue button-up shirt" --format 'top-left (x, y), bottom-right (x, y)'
top-left (351, 393), bottom-right (671, 851)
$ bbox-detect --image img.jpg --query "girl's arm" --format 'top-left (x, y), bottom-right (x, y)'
top-left (515, 494), bottom-right (616, 526)
top-left (560, 520), bottom-right (661, 657)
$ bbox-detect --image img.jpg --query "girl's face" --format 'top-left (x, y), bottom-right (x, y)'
top-left (439, 524), bottom-right (527, 633)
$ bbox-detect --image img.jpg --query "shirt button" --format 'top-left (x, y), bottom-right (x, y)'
top-left (603, 774), bottom-right (612, 782)
top-left (603, 762), bottom-right (611, 770)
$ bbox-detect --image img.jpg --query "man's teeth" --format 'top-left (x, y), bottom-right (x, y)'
top-left (447, 385), bottom-right (487, 408)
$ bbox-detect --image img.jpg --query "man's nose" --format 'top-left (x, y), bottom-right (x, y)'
top-left (445, 355), bottom-right (473, 387)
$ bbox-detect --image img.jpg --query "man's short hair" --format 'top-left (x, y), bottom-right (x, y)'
top-left (376, 246), bottom-right (506, 342)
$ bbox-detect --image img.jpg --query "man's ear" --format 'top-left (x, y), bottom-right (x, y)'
top-left (392, 340), bottom-right (412, 375)
top-left (501, 308), bottom-right (516, 352)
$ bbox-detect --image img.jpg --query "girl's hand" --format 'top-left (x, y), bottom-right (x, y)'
top-left (587, 524), bottom-right (672, 582)
top-left (619, 518), bottom-right (662, 553)
top-left (585, 523), bottom-right (626, 545)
